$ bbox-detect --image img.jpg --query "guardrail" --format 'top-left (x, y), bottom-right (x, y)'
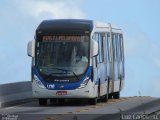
top-left (0, 81), bottom-right (32, 108)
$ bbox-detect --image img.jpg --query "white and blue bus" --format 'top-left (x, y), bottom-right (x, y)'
top-left (27, 19), bottom-right (125, 105)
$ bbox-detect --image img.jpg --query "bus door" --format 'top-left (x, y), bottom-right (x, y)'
top-left (93, 33), bottom-right (105, 97)
top-left (92, 33), bottom-right (99, 97)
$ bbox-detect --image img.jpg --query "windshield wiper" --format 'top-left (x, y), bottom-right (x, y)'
top-left (56, 68), bottom-right (80, 81)
top-left (50, 67), bottom-right (69, 74)
top-left (71, 71), bottom-right (80, 81)
top-left (44, 68), bottom-right (80, 81)
top-left (51, 68), bottom-right (79, 78)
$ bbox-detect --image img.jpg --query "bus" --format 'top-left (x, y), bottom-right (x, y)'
top-left (27, 19), bottom-right (125, 105)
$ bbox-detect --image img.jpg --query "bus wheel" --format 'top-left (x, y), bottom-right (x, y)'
top-left (101, 94), bottom-right (108, 102)
top-left (39, 98), bottom-right (47, 106)
top-left (89, 98), bottom-right (97, 105)
top-left (113, 92), bottom-right (120, 99)
top-left (108, 94), bottom-right (112, 99)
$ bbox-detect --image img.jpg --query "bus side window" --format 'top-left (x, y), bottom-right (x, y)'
top-left (117, 34), bottom-right (122, 61)
top-left (106, 33), bottom-right (111, 62)
top-left (98, 33), bottom-right (102, 63)
top-left (95, 33), bottom-right (99, 64)
top-left (112, 34), bottom-right (117, 61)
top-left (98, 33), bottom-right (104, 63)
top-left (101, 33), bottom-right (105, 62)
top-left (102, 33), bottom-right (107, 63)
top-left (115, 34), bottom-right (120, 62)
top-left (119, 34), bottom-right (124, 61)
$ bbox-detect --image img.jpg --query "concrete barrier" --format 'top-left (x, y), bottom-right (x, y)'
top-left (0, 81), bottom-right (32, 108)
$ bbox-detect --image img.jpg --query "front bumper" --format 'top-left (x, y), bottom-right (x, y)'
top-left (32, 80), bottom-right (97, 98)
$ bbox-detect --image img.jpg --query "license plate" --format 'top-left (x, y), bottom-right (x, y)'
top-left (56, 91), bottom-right (67, 95)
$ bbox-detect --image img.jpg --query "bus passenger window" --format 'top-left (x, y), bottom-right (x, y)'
top-left (106, 33), bottom-right (110, 62)
top-left (98, 33), bottom-right (104, 63)
top-left (117, 34), bottom-right (121, 61)
top-left (119, 34), bottom-right (124, 61)
top-left (112, 34), bottom-right (116, 61)
top-left (115, 34), bottom-right (120, 61)
top-left (95, 33), bottom-right (99, 64)
top-left (101, 33), bottom-right (105, 62)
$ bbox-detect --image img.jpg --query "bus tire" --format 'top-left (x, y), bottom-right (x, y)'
top-left (108, 94), bottom-right (112, 99)
top-left (89, 98), bottom-right (97, 105)
top-left (101, 94), bottom-right (108, 102)
top-left (39, 98), bottom-right (47, 106)
top-left (113, 92), bottom-right (120, 99)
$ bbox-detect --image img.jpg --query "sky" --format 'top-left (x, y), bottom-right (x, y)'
top-left (0, 0), bottom-right (160, 97)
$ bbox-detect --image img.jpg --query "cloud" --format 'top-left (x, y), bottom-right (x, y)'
top-left (122, 25), bottom-right (160, 97)
top-left (124, 31), bottom-right (160, 68)
top-left (0, 0), bottom-right (86, 84)
top-left (13, 0), bottom-right (86, 20)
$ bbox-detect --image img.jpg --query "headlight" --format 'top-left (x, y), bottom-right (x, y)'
top-left (78, 76), bottom-right (90, 89)
top-left (34, 75), bottom-right (45, 89)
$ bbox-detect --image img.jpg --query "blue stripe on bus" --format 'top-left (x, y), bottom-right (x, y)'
top-left (33, 66), bottom-right (92, 90)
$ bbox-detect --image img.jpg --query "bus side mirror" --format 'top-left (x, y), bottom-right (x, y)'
top-left (27, 40), bottom-right (35, 57)
top-left (92, 40), bottom-right (98, 57)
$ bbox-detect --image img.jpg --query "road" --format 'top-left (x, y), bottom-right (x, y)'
top-left (0, 97), bottom-right (160, 120)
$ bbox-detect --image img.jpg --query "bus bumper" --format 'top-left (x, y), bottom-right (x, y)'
top-left (32, 80), bottom-right (97, 99)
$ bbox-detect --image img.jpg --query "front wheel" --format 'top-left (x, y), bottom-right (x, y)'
top-left (39, 98), bottom-right (47, 106)
top-left (113, 92), bottom-right (120, 99)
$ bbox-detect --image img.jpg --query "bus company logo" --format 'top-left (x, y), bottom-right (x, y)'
top-left (47, 84), bottom-right (55, 89)
top-left (59, 85), bottom-right (64, 89)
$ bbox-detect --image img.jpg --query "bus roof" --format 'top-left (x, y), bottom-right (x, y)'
top-left (36, 19), bottom-right (93, 35)
top-left (94, 21), bottom-right (122, 33)
top-left (36, 19), bottom-right (122, 34)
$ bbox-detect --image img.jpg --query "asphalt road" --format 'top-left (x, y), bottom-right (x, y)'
top-left (0, 97), bottom-right (160, 120)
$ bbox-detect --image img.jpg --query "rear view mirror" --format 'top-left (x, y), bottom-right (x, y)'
top-left (27, 40), bottom-right (35, 57)
top-left (92, 40), bottom-right (98, 57)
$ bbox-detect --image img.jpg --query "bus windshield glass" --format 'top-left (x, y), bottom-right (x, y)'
top-left (36, 35), bottom-right (89, 77)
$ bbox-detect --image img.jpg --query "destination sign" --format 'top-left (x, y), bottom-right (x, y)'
top-left (42, 36), bottom-right (81, 41)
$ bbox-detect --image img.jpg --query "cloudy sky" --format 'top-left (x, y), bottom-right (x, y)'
top-left (0, 0), bottom-right (160, 97)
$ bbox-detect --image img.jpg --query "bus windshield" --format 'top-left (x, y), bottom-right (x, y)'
top-left (36, 35), bottom-right (89, 77)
